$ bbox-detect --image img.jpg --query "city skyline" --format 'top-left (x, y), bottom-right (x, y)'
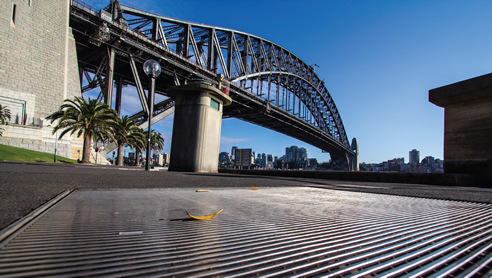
top-left (82, 0), bottom-right (492, 164)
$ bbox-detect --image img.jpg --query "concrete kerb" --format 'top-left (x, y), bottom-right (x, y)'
top-left (218, 169), bottom-right (480, 188)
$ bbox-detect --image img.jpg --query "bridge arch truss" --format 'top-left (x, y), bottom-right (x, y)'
top-left (119, 5), bottom-right (349, 148)
top-left (71, 0), bottom-right (355, 169)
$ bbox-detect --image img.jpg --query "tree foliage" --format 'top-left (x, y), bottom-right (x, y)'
top-left (114, 116), bottom-right (145, 166)
top-left (142, 129), bottom-right (165, 166)
top-left (0, 104), bottom-right (11, 137)
top-left (45, 97), bottom-right (117, 163)
top-left (127, 127), bottom-right (146, 166)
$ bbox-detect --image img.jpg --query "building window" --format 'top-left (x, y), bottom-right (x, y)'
top-left (12, 4), bottom-right (17, 25)
top-left (210, 98), bottom-right (220, 111)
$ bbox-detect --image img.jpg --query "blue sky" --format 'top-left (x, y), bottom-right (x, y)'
top-left (83, 0), bottom-right (492, 163)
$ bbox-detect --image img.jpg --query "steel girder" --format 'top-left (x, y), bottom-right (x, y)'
top-left (70, 0), bottom-right (354, 165)
top-left (117, 3), bottom-right (350, 149)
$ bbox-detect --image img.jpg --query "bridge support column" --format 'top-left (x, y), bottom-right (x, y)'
top-left (105, 47), bottom-right (115, 107)
top-left (168, 80), bottom-right (232, 173)
top-left (115, 77), bottom-right (123, 115)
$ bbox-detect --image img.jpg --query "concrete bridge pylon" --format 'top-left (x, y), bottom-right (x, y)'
top-left (168, 80), bottom-right (232, 173)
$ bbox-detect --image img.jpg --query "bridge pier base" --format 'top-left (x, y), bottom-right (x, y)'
top-left (167, 81), bottom-right (232, 173)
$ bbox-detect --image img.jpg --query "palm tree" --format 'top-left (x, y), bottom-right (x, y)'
top-left (127, 127), bottom-right (146, 167)
top-left (114, 116), bottom-right (145, 166)
top-left (150, 130), bottom-right (165, 154)
top-left (144, 129), bottom-right (164, 166)
top-left (0, 104), bottom-right (11, 137)
top-left (46, 97), bottom-right (117, 164)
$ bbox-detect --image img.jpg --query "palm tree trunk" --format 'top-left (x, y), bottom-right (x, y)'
top-left (135, 149), bottom-right (141, 166)
top-left (117, 141), bottom-right (124, 166)
top-left (82, 132), bottom-right (92, 164)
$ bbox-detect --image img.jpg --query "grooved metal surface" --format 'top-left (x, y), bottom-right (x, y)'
top-left (0, 187), bottom-right (491, 277)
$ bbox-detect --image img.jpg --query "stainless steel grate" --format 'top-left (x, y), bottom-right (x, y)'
top-left (0, 188), bottom-right (491, 277)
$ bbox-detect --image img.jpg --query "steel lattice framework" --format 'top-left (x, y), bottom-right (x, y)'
top-left (70, 0), bottom-right (355, 169)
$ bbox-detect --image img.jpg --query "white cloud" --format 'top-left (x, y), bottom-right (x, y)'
top-left (120, 87), bottom-right (146, 116)
top-left (220, 136), bottom-right (249, 144)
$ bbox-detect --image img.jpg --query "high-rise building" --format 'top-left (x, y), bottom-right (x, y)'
top-left (163, 153), bottom-right (170, 164)
top-left (285, 146), bottom-right (298, 162)
top-left (298, 147), bottom-right (308, 160)
top-left (421, 156), bottom-right (435, 166)
top-left (261, 153), bottom-right (267, 167)
top-left (267, 154), bottom-right (273, 162)
top-left (231, 146), bottom-right (239, 160)
top-left (157, 154), bottom-right (164, 166)
top-left (234, 149), bottom-right (252, 168)
top-left (409, 149), bottom-right (420, 165)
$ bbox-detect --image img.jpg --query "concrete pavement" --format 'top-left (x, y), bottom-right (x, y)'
top-left (1, 161), bottom-right (491, 230)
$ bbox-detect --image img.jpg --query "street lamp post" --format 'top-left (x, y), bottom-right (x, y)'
top-left (153, 132), bottom-right (158, 166)
top-left (143, 59), bottom-right (161, 171)
top-left (53, 131), bottom-right (58, 163)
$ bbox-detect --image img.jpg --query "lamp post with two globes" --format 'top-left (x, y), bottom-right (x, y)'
top-left (143, 59), bottom-right (161, 171)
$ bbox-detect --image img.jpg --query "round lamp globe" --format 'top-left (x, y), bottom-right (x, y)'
top-left (143, 59), bottom-right (161, 78)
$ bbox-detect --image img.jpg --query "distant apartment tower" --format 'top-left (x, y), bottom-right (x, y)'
top-left (409, 149), bottom-right (420, 165)
top-left (285, 146), bottom-right (298, 162)
top-left (157, 154), bottom-right (164, 166)
top-left (422, 156), bottom-right (435, 166)
top-left (231, 146), bottom-right (239, 160)
top-left (234, 149), bottom-right (252, 169)
top-left (261, 153), bottom-right (267, 167)
top-left (163, 153), bottom-right (170, 164)
top-left (298, 147), bottom-right (308, 160)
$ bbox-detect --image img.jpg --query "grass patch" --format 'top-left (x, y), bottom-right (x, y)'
top-left (0, 144), bottom-right (77, 164)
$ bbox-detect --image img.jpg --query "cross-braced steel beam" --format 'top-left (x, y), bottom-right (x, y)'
top-left (70, 0), bottom-right (355, 170)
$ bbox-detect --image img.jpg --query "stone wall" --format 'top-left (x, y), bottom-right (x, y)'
top-left (0, 0), bottom-right (82, 157)
top-left (429, 72), bottom-right (492, 183)
top-left (0, 123), bottom-right (110, 164)
top-left (443, 96), bottom-right (492, 160)
top-left (0, 123), bottom-right (81, 159)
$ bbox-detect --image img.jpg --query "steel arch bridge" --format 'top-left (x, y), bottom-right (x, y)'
top-left (70, 0), bottom-right (356, 170)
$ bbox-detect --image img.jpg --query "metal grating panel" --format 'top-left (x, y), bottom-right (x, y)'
top-left (0, 188), bottom-right (491, 277)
